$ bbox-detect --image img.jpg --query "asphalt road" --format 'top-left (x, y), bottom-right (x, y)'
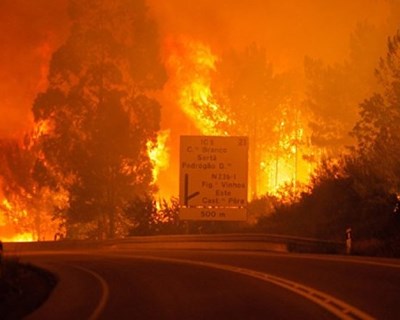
top-left (9, 240), bottom-right (400, 320)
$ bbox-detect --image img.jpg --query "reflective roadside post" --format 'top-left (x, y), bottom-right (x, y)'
top-left (346, 228), bottom-right (352, 255)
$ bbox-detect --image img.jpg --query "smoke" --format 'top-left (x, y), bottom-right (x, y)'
top-left (0, 0), bottom-right (393, 139)
top-left (0, 0), bottom-right (397, 200)
top-left (146, 0), bottom-right (396, 198)
top-left (147, 0), bottom-right (391, 70)
top-left (0, 0), bottom-right (69, 138)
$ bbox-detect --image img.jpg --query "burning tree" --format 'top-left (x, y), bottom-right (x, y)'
top-left (0, 136), bottom-right (65, 241)
top-left (213, 44), bottom-right (309, 197)
top-left (164, 37), bottom-right (233, 136)
top-left (32, 0), bottom-right (166, 239)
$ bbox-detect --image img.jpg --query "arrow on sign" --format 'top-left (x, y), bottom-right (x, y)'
top-left (184, 174), bottom-right (200, 206)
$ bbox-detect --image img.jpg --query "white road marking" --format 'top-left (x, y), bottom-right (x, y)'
top-left (236, 251), bottom-right (400, 269)
top-left (111, 253), bottom-right (376, 320)
top-left (71, 264), bottom-right (109, 320)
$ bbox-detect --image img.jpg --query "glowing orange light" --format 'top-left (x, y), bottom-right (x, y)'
top-left (0, 188), bottom-right (66, 242)
top-left (0, 198), bottom-right (34, 242)
top-left (147, 130), bottom-right (170, 185)
top-left (162, 37), bottom-right (318, 200)
top-left (257, 107), bottom-right (317, 197)
top-left (2, 233), bottom-right (35, 242)
top-left (165, 37), bottom-right (234, 135)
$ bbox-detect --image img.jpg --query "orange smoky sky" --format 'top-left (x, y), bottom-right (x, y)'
top-left (0, 0), bottom-right (391, 137)
top-left (0, 0), bottom-right (69, 138)
top-left (148, 0), bottom-right (393, 198)
top-left (148, 0), bottom-right (390, 70)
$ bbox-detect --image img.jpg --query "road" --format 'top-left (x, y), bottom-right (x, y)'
top-left (7, 238), bottom-right (400, 320)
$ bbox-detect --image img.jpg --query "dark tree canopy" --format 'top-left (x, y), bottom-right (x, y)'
top-left (352, 31), bottom-right (400, 194)
top-left (32, 0), bottom-right (166, 239)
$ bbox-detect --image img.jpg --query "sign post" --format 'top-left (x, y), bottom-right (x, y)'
top-left (179, 136), bottom-right (248, 221)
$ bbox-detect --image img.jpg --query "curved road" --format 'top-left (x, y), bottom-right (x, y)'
top-left (10, 241), bottom-right (400, 319)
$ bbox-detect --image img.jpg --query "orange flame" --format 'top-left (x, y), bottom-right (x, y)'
top-left (0, 198), bottom-right (35, 242)
top-left (165, 37), bottom-right (234, 135)
top-left (259, 107), bottom-right (317, 197)
top-left (147, 130), bottom-right (170, 185)
top-left (161, 37), bottom-right (320, 199)
top-left (0, 187), bottom-right (67, 242)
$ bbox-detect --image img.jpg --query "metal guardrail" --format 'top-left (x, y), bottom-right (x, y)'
top-left (117, 233), bottom-right (345, 254)
top-left (1, 233), bottom-right (345, 255)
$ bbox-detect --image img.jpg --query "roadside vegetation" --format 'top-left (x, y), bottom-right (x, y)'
top-left (0, 255), bottom-right (57, 319)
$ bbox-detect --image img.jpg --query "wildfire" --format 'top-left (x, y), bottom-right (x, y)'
top-left (0, 184), bottom-right (67, 242)
top-left (165, 37), bottom-right (234, 135)
top-left (2, 233), bottom-right (35, 243)
top-left (147, 130), bottom-right (170, 185)
top-left (0, 198), bottom-right (35, 242)
top-left (33, 120), bottom-right (52, 139)
top-left (259, 107), bottom-right (316, 197)
top-left (162, 37), bottom-right (319, 199)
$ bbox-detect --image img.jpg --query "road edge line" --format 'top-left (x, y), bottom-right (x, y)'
top-left (71, 264), bottom-right (109, 320)
top-left (116, 253), bottom-right (376, 320)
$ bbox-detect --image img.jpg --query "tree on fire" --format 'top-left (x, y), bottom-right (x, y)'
top-left (257, 30), bottom-right (400, 255)
top-left (0, 139), bottom-right (38, 237)
top-left (0, 137), bottom-right (63, 240)
top-left (213, 44), bottom-right (290, 197)
top-left (32, 0), bottom-right (166, 239)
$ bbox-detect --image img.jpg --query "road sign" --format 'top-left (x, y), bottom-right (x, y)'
top-left (179, 136), bottom-right (248, 221)
top-left (180, 208), bottom-right (247, 221)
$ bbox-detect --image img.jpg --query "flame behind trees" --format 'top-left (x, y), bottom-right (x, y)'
top-left (211, 44), bottom-right (313, 197)
top-left (31, 0), bottom-right (166, 239)
top-left (163, 40), bottom-right (315, 198)
top-left (263, 29), bottom-right (400, 243)
top-left (165, 37), bottom-right (234, 136)
top-left (0, 138), bottom-right (65, 241)
top-left (147, 129), bottom-right (170, 185)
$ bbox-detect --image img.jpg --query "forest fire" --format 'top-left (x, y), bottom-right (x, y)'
top-left (164, 37), bottom-right (233, 136)
top-left (161, 36), bottom-right (314, 199)
top-left (2, 0), bottom-right (399, 244)
top-left (0, 36), bottom-right (316, 241)
top-left (0, 198), bottom-right (34, 242)
top-left (261, 111), bottom-right (315, 195)
top-left (0, 191), bottom-right (61, 242)
top-left (0, 123), bottom-right (66, 242)
top-left (147, 130), bottom-right (170, 185)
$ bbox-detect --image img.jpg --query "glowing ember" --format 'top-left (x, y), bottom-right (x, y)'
top-left (33, 120), bottom-right (52, 139)
top-left (2, 198), bottom-right (12, 211)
